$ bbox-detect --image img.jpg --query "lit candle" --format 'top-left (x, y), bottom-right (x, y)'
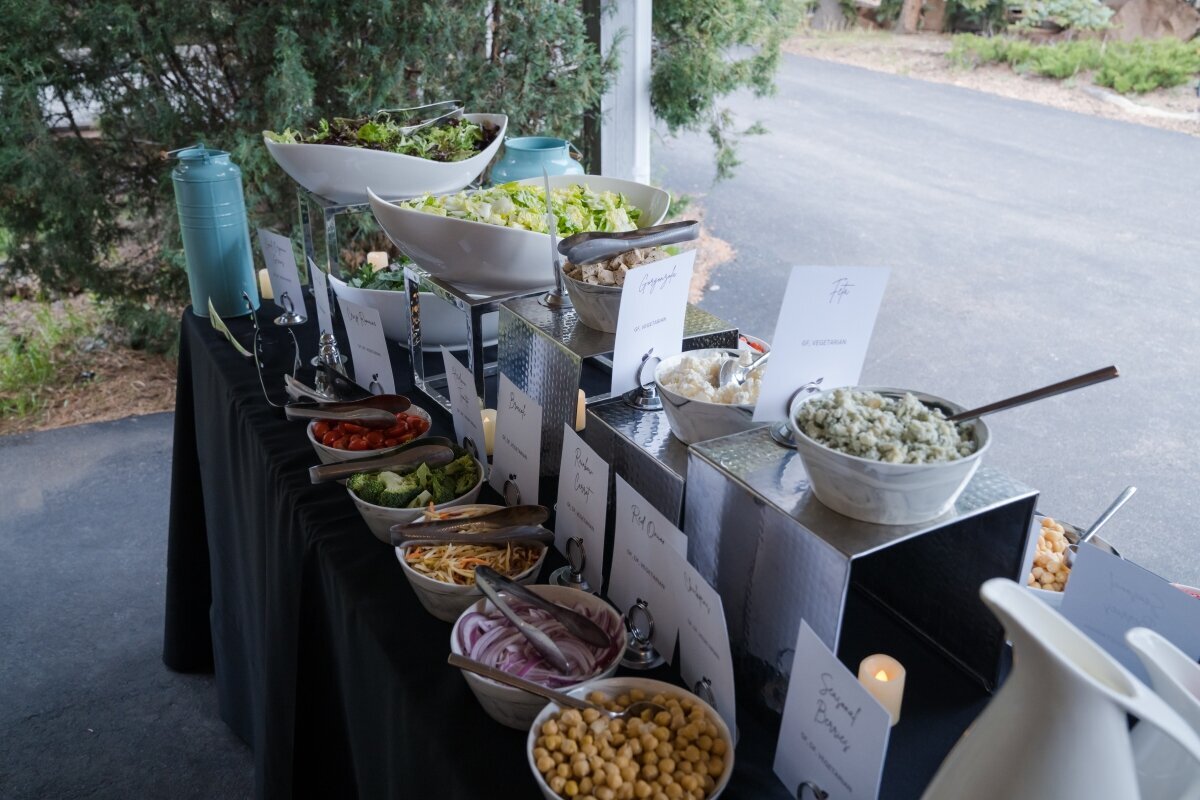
top-left (366, 251), bottom-right (389, 272)
top-left (575, 389), bottom-right (587, 432)
top-left (481, 409), bottom-right (497, 456)
top-left (257, 268), bottom-right (274, 300)
top-left (858, 654), bottom-right (906, 727)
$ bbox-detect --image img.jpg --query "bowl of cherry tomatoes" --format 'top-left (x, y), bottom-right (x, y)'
top-left (306, 406), bottom-right (434, 464)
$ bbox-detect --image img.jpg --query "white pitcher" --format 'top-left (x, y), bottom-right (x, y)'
top-left (922, 579), bottom-right (1200, 800)
top-left (1127, 627), bottom-right (1200, 800)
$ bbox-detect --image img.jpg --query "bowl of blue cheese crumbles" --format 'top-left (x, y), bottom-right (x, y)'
top-left (788, 387), bottom-right (990, 525)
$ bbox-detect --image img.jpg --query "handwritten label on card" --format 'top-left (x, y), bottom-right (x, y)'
top-left (442, 348), bottom-right (486, 460)
top-left (554, 425), bottom-right (609, 591)
top-left (337, 297), bottom-right (395, 395)
top-left (1060, 544), bottom-right (1200, 684)
top-left (775, 621), bottom-right (890, 800)
top-left (610, 251), bottom-right (696, 396)
top-left (490, 374), bottom-right (542, 505)
top-left (308, 257), bottom-right (333, 335)
top-left (258, 229), bottom-right (308, 319)
top-left (754, 266), bottom-right (890, 422)
top-left (677, 560), bottom-right (737, 733)
top-left (609, 476), bottom-right (688, 663)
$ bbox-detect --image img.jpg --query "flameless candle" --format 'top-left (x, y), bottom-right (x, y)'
top-left (858, 654), bottom-right (906, 727)
top-left (366, 251), bottom-right (389, 272)
top-left (575, 389), bottom-right (587, 432)
top-left (257, 268), bottom-right (274, 301)
top-left (481, 409), bottom-right (497, 456)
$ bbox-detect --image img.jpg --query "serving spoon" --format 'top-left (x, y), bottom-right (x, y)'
top-left (718, 349), bottom-right (771, 389)
top-left (1065, 485), bottom-right (1137, 567)
top-left (447, 653), bottom-right (668, 721)
top-left (945, 365), bottom-right (1119, 422)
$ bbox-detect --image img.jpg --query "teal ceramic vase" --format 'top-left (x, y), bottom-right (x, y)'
top-left (490, 137), bottom-right (584, 183)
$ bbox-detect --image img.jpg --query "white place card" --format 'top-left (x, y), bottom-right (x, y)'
top-left (337, 297), bottom-right (395, 395)
top-left (610, 251), bottom-right (696, 396)
top-left (442, 348), bottom-right (487, 460)
top-left (490, 374), bottom-right (543, 505)
top-left (677, 559), bottom-right (737, 733)
top-left (258, 229), bottom-right (308, 319)
top-left (754, 266), bottom-right (890, 422)
top-left (609, 476), bottom-right (688, 663)
top-left (554, 425), bottom-right (609, 591)
top-left (1060, 544), bottom-right (1200, 684)
top-left (776, 621), bottom-right (891, 800)
top-left (308, 257), bottom-right (333, 335)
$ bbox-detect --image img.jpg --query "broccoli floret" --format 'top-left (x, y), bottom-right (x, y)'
top-left (347, 472), bottom-right (384, 504)
top-left (405, 489), bottom-right (434, 509)
top-left (444, 455), bottom-right (477, 477)
top-left (429, 474), bottom-right (454, 505)
top-left (453, 468), bottom-right (478, 496)
top-left (377, 471), bottom-right (420, 508)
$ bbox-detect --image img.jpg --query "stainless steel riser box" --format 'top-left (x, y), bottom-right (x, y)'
top-left (685, 428), bottom-right (1038, 699)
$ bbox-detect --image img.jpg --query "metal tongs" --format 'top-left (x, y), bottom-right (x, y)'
top-left (308, 437), bottom-right (456, 483)
top-left (558, 219), bottom-right (700, 266)
top-left (473, 566), bottom-right (611, 674)
top-left (390, 505), bottom-right (552, 547)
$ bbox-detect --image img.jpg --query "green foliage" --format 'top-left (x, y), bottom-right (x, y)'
top-left (652, 0), bottom-right (807, 180)
top-left (103, 300), bottom-right (181, 357)
top-left (0, 0), bottom-right (614, 307)
top-left (1013, 0), bottom-right (1113, 31)
top-left (950, 35), bottom-right (1200, 91)
top-left (0, 303), bottom-right (92, 418)
top-left (1095, 39), bottom-right (1200, 93)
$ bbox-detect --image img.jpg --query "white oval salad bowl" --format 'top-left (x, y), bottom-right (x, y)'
top-left (367, 175), bottom-right (671, 295)
top-left (327, 272), bottom-right (498, 350)
top-left (262, 113), bottom-right (507, 204)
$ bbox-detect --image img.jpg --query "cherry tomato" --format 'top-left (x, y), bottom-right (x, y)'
top-left (347, 438), bottom-right (370, 451)
top-left (410, 418), bottom-right (429, 434)
top-left (366, 431), bottom-right (384, 448)
top-left (312, 421), bottom-right (331, 439)
top-left (322, 430), bottom-right (340, 446)
top-left (341, 422), bottom-right (368, 435)
top-left (384, 438), bottom-right (399, 447)
top-left (399, 432), bottom-right (415, 443)
top-left (333, 436), bottom-right (351, 450)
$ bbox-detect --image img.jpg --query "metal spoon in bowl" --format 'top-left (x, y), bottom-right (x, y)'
top-left (945, 365), bottom-right (1119, 423)
top-left (447, 652), bottom-right (668, 721)
top-left (1065, 485), bottom-right (1137, 567)
top-left (718, 349), bottom-right (771, 389)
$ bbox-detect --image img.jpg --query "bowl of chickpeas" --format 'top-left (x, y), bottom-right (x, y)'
top-left (526, 678), bottom-right (734, 800)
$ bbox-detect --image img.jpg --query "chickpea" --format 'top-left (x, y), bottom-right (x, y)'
top-left (596, 787), bottom-right (615, 800)
top-left (584, 708), bottom-right (601, 723)
top-left (551, 775), bottom-right (568, 793)
top-left (642, 764), bottom-right (659, 781)
top-left (659, 758), bottom-right (676, 775)
top-left (634, 780), bottom-right (653, 799)
top-left (538, 755), bottom-right (556, 773)
top-left (562, 739), bottom-right (579, 756)
top-left (574, 760), bottom-right (591, 778)
top-left (707, 757), bottom-right (724, 778)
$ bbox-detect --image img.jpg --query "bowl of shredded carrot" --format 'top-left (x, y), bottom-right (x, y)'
top-left (394, 504), bottom-right (549, 622)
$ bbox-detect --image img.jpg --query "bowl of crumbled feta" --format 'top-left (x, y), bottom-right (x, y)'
top-left (787, 387), bottom-right (991, 525)
top-left (653, 349), bottom-right (769, 444)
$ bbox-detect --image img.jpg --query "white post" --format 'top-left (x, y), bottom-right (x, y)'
top-left (599, 0), bottom-right (651, 183)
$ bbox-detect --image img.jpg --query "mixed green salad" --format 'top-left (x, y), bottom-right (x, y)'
top-left (347, 455), bottom-right (479, 509)
top-left (340, 259), bottom-right (410, 292)
top-left (266, 113), bottom-right (495, 162)
top-left (399, 182), bottom-right (641, 236)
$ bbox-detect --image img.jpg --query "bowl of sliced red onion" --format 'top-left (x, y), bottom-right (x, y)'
top-left (450, 584), bottom-right (624, 730)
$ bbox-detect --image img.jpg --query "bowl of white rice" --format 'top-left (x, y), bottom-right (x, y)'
top-left (787, 386), bottom-right (990, 525)
top-left (654, 348), bottom-right (769, 445)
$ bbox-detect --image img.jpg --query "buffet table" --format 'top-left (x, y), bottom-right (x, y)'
top-left (163, 307), bottom-right (1003, 800)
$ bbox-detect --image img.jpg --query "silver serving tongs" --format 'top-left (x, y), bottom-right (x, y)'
top-left (474, 567), bottom-right (574, 673)
top-left (475, 565), bottom-right (611, 648)
top-left (558, 219), bottom-right (700, 266)
top-left (391, 526), bottom-right (554, 549)
top-left (373, 99), bottom-right (464, 135)
top-left (308, 438), bottom-right (456, 483)
top-left (394, 504), bottom-right (550, 534)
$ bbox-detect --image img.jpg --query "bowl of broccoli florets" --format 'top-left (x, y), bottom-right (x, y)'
top-left (346, 454), bottom-right (485, 543)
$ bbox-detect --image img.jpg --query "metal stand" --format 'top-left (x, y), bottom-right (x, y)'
top-left (296, 187), bottom-right (372, 285)
top-left (273, 292), bottom-right (307, 327)
top-left (797, 782), bottom-right (829, 799)
top-left (404, 263), bottom-right (546, 413)
top-left (550, 536), bottom-right (593, 592)
top-left (620, 599), bottom-right (664, 670)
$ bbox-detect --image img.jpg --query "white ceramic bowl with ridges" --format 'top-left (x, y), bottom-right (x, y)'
top-left (305, 404), bottom-right (432, 465)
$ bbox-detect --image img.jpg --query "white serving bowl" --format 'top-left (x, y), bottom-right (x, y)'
top-left (262, 113), bottom-right (507, 205)
top-left (655, 348), bottom-right (765, 445)
top-left (738, 333), bottom-right (771, 354)
top-left (788, 387), bottom-right (991, 526)
top-left (367, 175), bottom-right (671, 295)
top-left (305, 404), bottom-right (432, 465)
top-left (394, 504), bottom-right (548, 621)
top-left (527, 677), bottom-right (735, 800)
top-left (348, 456), bottom-right (485, 543)
top-left (327, 272), bottom-right (499, 350)
top-left (450, 585), bottom-right (623, 729)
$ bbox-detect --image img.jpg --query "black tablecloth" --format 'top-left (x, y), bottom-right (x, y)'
top-left (164, 307), bottom-right (992, 799)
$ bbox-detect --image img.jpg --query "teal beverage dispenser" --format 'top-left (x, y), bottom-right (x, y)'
top-left (170, 144), bottom-right (258, 318)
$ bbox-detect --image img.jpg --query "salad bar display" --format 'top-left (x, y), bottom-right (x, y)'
top-left (161, 102), bottom-right (1199, 800)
